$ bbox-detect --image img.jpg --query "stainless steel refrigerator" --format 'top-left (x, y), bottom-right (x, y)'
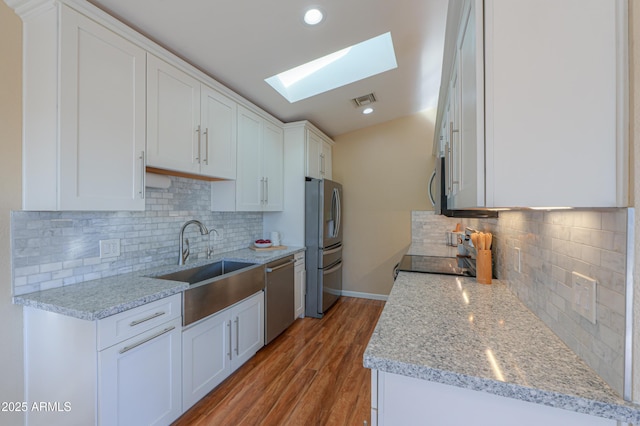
top-left (305, 178), bottom-right (343, 318)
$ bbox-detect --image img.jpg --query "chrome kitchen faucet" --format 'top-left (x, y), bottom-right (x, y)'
top-left (178, 220), bottom-right (210, 265)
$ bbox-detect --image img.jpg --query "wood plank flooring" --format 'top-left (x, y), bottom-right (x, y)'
top-left (172, 296), bottom-right (385, 426)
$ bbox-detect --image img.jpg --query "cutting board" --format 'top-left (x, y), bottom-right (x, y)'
top-left (249, 245), bottom-right (288, 251)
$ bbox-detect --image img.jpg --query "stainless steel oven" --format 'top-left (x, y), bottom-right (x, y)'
top-left (396, 255), bottom-right (474, 277)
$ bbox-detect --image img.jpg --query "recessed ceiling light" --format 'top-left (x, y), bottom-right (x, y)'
top-left (304, 8), bottom-right (324, 25)
top-left (362, 107), bottom-right (374, 115)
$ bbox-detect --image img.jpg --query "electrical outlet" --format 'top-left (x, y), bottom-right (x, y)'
top-left (572, 272), bottom-right (597, 324)
top-left (99, 239), bottom-right (121, 259)
top-left (513, 247), bottom-right (521, 273)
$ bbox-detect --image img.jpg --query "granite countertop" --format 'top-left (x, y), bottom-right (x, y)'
top-left (363, 271), bottom-right (640, 424)
top-left (13, 246), bottom-right (305, 321)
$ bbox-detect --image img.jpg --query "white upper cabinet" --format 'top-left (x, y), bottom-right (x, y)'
top-left (262, 121), bottom-right (285, 210)
top-left (437, 0), bottom-right (628, 209)
top-left (21, 3), bottom-right (146, 211)
top-left (147, 54), bottom-right (201, 175)
top-left (236, 107), bottom-right (265, 210)
top-left (147, 54), bottom-right (237, 179)
top-left (451, 0), bottom-right (484, 209)
top-left (201, 86), bottom-right (237, 179)
top-left (306, 128), bottom-right (334, 180)
top-left (215, 106), bottom-right (283, 211)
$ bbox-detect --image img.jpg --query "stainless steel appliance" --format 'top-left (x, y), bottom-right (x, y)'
top-left (396, 255), bottom-right (474, 277)
top-left (429, 157), bottom-right (498, 219)
top-left (305, 178), bottom-right (343, 318)
top-left (265, 255), bottom-right (295, 344)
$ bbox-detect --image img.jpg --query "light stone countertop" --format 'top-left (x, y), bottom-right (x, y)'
top-left (363, 271), bottom-right (640, 424)
top-left (13, 246), bottom-right (305, 321)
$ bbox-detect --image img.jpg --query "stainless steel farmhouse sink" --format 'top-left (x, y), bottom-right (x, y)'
top-left (155, 260), bottom-right (257, 285)
top-left (153, 260), bottom-right (265, 326)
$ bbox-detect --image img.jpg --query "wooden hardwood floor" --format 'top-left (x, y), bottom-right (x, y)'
top-left (172, 296), bottom-right (385, 426)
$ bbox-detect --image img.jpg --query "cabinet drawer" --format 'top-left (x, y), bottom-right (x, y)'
top-left (97, 293), bottom-right (182, 350)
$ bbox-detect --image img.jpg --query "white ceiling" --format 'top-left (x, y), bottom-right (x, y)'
top-left (88, 0), bottom-right (449, 137)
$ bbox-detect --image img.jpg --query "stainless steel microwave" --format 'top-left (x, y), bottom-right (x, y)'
top-left (429, 157), bottom-right (497, 219)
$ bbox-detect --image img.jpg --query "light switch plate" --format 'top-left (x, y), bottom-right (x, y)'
top-left (99, 239), bottom-right (121, 259)
top-left (572, 272), bottom-right (597, 324)
top-left (513, 247), bottom-right (521, 273)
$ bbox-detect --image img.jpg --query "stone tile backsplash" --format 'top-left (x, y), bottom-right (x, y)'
top-left (412, 209), bottom-right (629, 395)
top-left (11, 176), bottom-right (263, 296)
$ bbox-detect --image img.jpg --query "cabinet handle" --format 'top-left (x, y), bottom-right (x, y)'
top-left (227, 320), bottom-right (232, 360)
top-left (449, 122), bottom-right (460, 188)
top-left (195, 125), bottom-right (201, 163)
top-left (260, 177), bottom-right (265, 204)
top-left (129, 311), bottom-right (165, 327)
top-left (139, 151), bottom-right (146, 199)
top-left (266, 258), bottom-right (295, 273)
top-left (203, 128), bottom-right (209, 165)
top-left (234, 317), bottom-right (240, 355)
top-left (119, 326), bottom-right (175, 354)
top-left (320, 153), bottom-right (325, 175)
top-left (265, 177), bottom-right (269, 205)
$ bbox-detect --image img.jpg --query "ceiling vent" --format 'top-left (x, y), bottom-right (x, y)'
top-left (352, 93), bottom-right (377, 107)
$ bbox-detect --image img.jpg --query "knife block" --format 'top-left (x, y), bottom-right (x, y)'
top-left (476, 250), bottom-right (492, 285)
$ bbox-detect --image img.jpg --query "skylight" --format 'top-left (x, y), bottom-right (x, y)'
top-left (265, 32), bottom-right (397, 103)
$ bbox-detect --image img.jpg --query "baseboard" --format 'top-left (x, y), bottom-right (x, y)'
top-left (340, 290), bottom-right (388, 301)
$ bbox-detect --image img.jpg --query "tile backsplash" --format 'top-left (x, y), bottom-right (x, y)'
top-left (412, 209), bottom-right (629, 395)
top-left (11, 176), bottom-right (263, 296)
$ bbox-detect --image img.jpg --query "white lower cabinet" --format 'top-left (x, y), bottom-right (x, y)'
top-left (372, 370), bottom-right (616, 426)
top-left (182, 291), bottom-right (264, 410)
top-left (294, 252), bottom-right (306, 318)
top-left (98, 318), bottom-right (182, 425)
top-left (24, 294), bottom-right (182, 426)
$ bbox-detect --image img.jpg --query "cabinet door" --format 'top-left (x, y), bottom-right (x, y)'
top-left (147, 54), bottom-right (201, 174)
top-left (236, 106), bottom-right (264, 211)
top-left (231, 292), bottom-right (265, 370)
top-left (306, 130), bottom-right (323, 179)
top-left (446, 64), bottom-right (460, 206)
top-left (200, 86), bottom-right (237, 179)
top-left (453, 0), bottom-right (484, 209)
top-left (99, 318), bottom-right (182, 426)
top-left (294, 262), bottom-right (306, 319)
top-left (321, 141), bottom-right (332, 179)
top-left (262, 121), bottom-right (284, 211)
top-left (484, 0), bottom-right (623, 207)
top-left (58, 6), bottom-right (145, 211)
top-left (182, 310), bottom-right (232, 410)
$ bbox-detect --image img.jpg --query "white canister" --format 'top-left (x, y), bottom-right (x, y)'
top-left (270, 231), bottom-right (281, 246)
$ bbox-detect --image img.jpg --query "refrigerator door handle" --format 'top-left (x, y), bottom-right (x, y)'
top-left (336, 188), bottom-right (341, 238)
top-left (322, 261), bottom-right (343, 275)
top-left (331, 187), bottom-right (341, 238)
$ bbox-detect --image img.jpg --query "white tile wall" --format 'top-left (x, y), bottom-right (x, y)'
top-left (11, 176), bottom-right (263, 296)
top-left (412, 209), bottom-right (628, 395)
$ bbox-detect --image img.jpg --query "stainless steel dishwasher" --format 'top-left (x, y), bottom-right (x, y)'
top-left (265, 255), bottom-right (296, 344)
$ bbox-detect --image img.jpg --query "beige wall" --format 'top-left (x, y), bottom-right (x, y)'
top-left (333, 110), bottom-right (435, 296)
top-left (0, 2), bottom-right (24, 425)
